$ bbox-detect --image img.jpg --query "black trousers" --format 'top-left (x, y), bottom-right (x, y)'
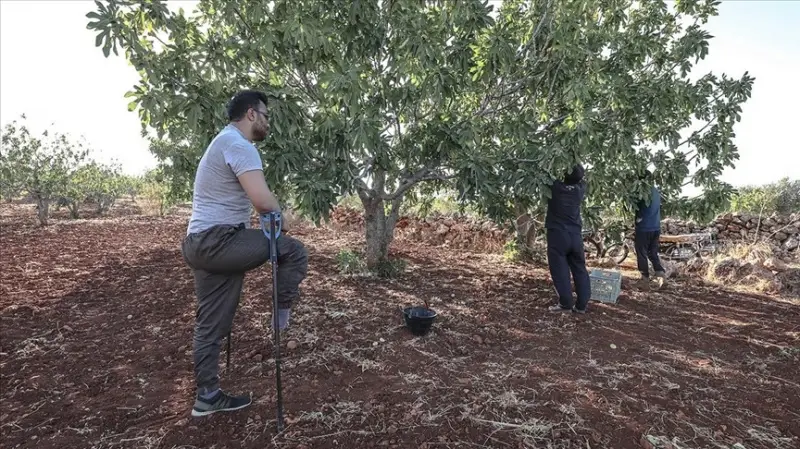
top-left (181, 224), bottom-right (308, 396)
top-left (634, 230), bottom-right (664, 277)
top-left (546, 229), bottom-right (591, 311)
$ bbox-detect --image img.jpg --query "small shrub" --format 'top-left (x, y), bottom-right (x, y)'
top-left (335, 249), bottom-right (407, 278)
top-left (336, 249), bottom-right (367, 275)
top-left (373, 258), bottom-right (407, 278)
top-left (503, 239), bottom-right (523, 262)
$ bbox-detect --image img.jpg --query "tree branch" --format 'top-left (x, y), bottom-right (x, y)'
top-left (346, 162), bottom-right (370, 194)
top-left (382, 167), bottom-right (456, 201)
top-left (518, 0), bottom-right (554, 59)
top-left (671, 116), bottom-right (718, 151)
top-left (231, 6), bottom-right (271, 80)
top-left (374, 167), bottom-right (387, 196)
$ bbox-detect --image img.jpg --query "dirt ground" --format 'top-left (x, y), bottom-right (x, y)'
top-left (1, 203), bottom-right (799, 449)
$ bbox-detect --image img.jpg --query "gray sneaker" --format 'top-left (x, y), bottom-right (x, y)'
top-left (191, 390), bottom-right (252, 417)
top-left (654, 271), bottom-right (666, 289)
top-left (548, 304), bottom-right (572, 312)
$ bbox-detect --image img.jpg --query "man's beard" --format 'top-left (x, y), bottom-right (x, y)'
top-left (252, 125), bottom-right (269, 142)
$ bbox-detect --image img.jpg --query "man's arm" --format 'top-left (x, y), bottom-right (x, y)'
top-left (238, 170), bottom-right (282, 214)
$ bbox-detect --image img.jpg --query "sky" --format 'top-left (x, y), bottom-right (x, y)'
top-left (1, 0), bottom-right (798, 190)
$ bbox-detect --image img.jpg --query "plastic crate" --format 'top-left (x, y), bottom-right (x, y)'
top-left (589, 268), bottom-right (622, 304)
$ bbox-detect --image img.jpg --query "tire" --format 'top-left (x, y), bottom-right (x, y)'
top-left (605, 243), bottom-right (629, 265)
top-left (583, 235), bottom-right (603, 260)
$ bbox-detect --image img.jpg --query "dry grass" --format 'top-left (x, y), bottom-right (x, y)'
top-left (720, 241), bottom-right (776, 264)
top-left (699, 241), bottom-right (795, 295)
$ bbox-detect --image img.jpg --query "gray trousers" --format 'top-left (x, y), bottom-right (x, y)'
top-left (181, 223), bottom-right (308, 396)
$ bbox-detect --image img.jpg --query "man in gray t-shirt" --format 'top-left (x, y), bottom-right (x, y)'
top-left (186, 123), bottom-right (265, 235)
top-left (180, 90), bottom-right (308, 417)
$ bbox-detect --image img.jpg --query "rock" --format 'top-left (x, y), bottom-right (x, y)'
top-left (435, 224), bottom-right (449, 235)
top-left (710, 258), bottom-right (742, 279)
top-left (661, 260), bottom-right (676, 278)
top-left (763, 257), bottom-right (788, 272)
top-left (784, 236), bottom-right (799, 251)
top-left (685, 257), bottom-right (707, 273)
top-left (597, 257), bottom-right (617, 268)
top-left (253, 354), bottom-right (263, 362)
top-left (287, 340), bottom-right (298, 350)
top-left (784, 225), bottom-right (799, 235)
top-left (743, 274), bottom-right (782, 293)
top-left (775, 232), bottom-right (789, 242)
top-left (777, 269), bottom-right (800, 296)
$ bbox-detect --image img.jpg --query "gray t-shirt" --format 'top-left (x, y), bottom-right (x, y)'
top-left (186, 124), bottom-right (264, 235)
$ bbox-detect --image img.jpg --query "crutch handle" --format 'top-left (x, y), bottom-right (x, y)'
top-left (259, 211), bottom-right (282, 240)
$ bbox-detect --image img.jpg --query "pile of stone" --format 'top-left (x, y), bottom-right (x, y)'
top-left (662, 212), bottom-right (799, 259)
top-left (328, 207), bottom-right (510, 251)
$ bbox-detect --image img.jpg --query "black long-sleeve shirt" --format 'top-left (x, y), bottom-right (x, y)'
top-left (545, 180), bottom-right (586, 235)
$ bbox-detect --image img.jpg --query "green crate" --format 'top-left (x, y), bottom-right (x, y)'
top-left (589, 268), bottom-right (622, 304)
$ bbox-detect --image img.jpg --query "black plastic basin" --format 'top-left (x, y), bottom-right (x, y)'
top-left (402, 306), bottom-right (437, 336)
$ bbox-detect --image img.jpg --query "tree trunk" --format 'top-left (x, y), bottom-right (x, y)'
top-left (361, 194), bottom-right (404, 269)
top-left (97, 196), bottom-right (114, 216)
top-left (36, 196), bottom-right (50, 226)
top-left (513, 201), bottom-right (531, 245)
top-left (68, 201), bottom-right (80, 219)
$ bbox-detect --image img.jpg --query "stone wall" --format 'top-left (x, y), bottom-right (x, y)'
top-left (662, 212), bottom-right (799, 254)
top-left (328, 207), bottom-right (510, 251)
top-left (328, 206), bottom-right (799, 255)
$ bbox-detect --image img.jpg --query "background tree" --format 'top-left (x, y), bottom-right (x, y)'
top-left (728, 178), bottom-right (800, 216)
top-left (0, 115), bottom-right (89, 225)
top-left (119, 174), bottom-right (143, 202)
top-left (138, 167), bottom-right (177, 217)
top-left (147, 132), bottom-right (207, 205)
top-left (88, 0), bottom-right (753, 266)
top-left (64, 160), bottom-right (125, 217)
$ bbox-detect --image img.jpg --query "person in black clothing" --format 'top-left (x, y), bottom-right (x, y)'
top-left (545, 164), bottom-right (591, 313)
top-left (633, 170), bottom-right (666, 290)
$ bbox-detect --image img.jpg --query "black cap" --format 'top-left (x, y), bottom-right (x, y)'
top-left (564, 164), bottom-right (585, 185)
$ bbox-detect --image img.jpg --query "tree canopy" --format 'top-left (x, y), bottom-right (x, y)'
top-left (87, 0), bottom-right (754, 265)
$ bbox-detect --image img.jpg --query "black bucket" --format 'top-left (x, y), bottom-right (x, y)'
top-left (402, 306), bottom-right (437, 336)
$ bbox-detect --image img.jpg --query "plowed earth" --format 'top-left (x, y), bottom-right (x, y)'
top-left (1, 203), bottom-right (798, 449)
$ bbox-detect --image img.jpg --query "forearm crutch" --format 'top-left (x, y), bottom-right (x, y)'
top-left (259, 211), bottom-right (285, 432)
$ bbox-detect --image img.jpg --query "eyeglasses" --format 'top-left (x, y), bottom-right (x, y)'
top-left (252, 109), bottom-right (268, 120)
